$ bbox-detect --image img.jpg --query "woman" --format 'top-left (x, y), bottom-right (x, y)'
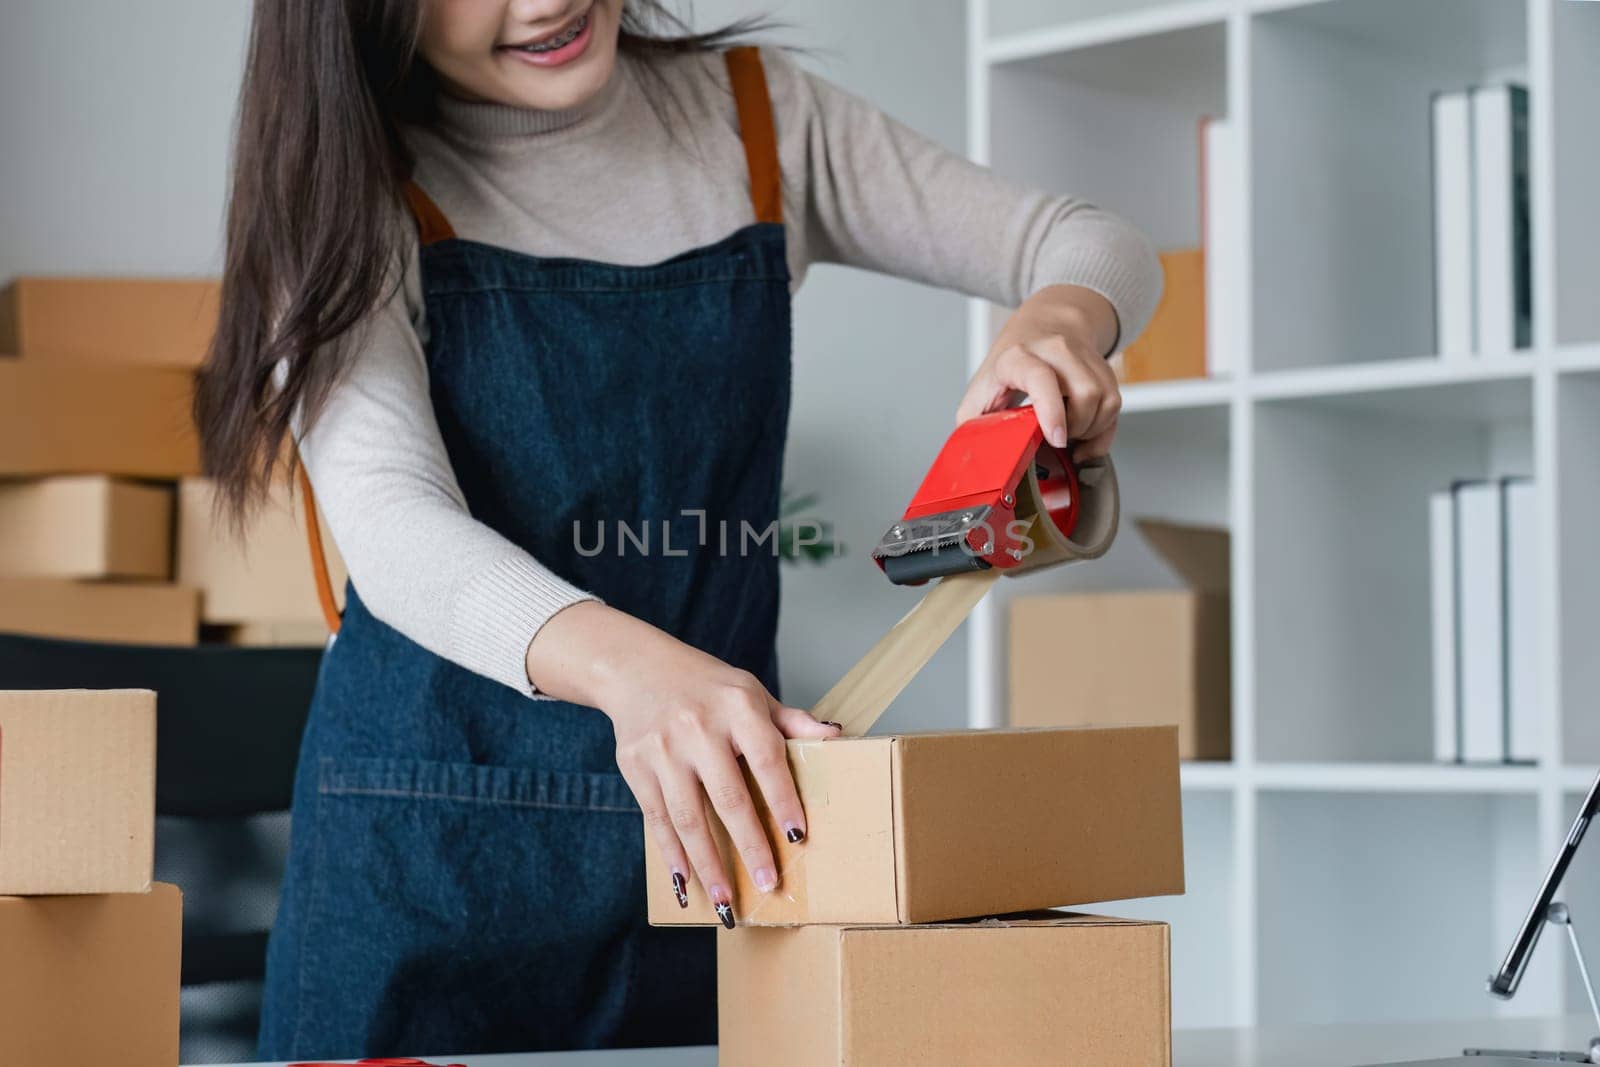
top-left (197, 0), bottom-right (1160, 1059)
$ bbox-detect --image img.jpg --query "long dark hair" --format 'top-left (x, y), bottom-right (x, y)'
top-left (196, 1), bottom-right (772, 523)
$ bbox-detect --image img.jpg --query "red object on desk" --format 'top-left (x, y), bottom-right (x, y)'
top-left (289, 1060), bottom-right (467, 1067)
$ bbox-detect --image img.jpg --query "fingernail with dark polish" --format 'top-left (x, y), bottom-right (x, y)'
top-left (713, 892), bottom-right (736, 929)
top-left (821, 721), bottom-right (843, 730)
top-left (671, 870), bottom-right (688, 908)
top-left (785, 825), bottom-right (806, 844)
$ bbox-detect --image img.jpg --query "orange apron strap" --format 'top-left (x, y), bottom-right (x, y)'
top-left (402, 179), bottom-right (457, 245)
top-left (294, 458), bottom-right (344, 635)
top-left (724, 47), bottom-right (784, 225)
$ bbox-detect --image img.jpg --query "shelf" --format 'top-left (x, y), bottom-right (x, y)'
top-left (1121, 375), bottom-right (1236, 412)
top-left (986, 18), bottom-right (1227, 253)
top-left (1556, 374), bottom-right (1600, 765)
top-left (1250, 355), bottom-right (1533, 406)
top-left (1552, 0), bottom-right (1600, 346)
top-left (1182, 761), bottom-right (1239, 790)
top-left (1257, 790), bottom-right (1549, 1024)
top-left (1560, 767), bottom-right (1600, 794)
top-left (971, 0), bottom-right (1590, 1031)
top-left (1253, 762), bottom-right (1541, 795)
top-left (1250, 0), bottom-right (1529, 372)
top-left (1252, 381), bottom-right (1533, 763)
top-left (984, 1), bottom-right (1230, 64)
top-left (1555, 344), bottom-right (1600, 374)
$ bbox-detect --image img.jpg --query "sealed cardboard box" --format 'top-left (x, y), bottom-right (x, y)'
top-left (1011, 520), bottom-right (1231, 761)
top-left (177, 476), bottom-right (346, 624)
top-left (0, 689), bottom-right (155, 894)
top-left (0, 476), bottom-right (173, 580)
top-left (0, 362), bottom-right (200, 478)
top-left (646, 724), bottom-right (1183, 926)
top-left (0, 882), bottom-right (181, 1066)
top-left (1120, 248), bottom-right (1205, 383)
top-left (0, 577), bottom-right (198, 646)
top-left (1, 276), bottom-right (218, 366)
top-left (719, 912), bottom-right (1170, 1066)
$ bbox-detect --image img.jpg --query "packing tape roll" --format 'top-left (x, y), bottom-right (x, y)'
top-left (815, 454), bottom-right (1119, 736)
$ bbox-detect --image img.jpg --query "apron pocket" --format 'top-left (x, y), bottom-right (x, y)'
top-left (291, 755), bottom-right (647, 1055)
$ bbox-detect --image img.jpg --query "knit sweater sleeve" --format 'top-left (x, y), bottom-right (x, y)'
top-left (291, 228), bottom-right (602, 701)
top-left (759, 46), bottom-right (1163, 349)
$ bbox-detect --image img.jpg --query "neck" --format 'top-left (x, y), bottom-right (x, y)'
top-left (434, 55), bottom-right (631, 139)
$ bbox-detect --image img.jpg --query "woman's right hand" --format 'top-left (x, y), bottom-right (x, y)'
top-left (525, 600), bottom-right (841, 925)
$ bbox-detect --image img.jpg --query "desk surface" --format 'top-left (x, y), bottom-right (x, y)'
top-left (202, 1014), bottom-right (1600, 1066)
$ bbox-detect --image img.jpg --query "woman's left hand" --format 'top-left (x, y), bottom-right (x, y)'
top-left (957, 284), bottom-right (1123, 463)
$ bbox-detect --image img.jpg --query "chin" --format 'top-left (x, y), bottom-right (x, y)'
top-left (508, 61), bottom-right (614, 111)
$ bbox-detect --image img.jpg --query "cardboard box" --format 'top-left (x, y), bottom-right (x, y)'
top-left (0, 689), bottom-right (156, 894)
top-left (1, 276), bottom-right (218, 366)
top-left (1121, 248), bottom-right (1205, 383)
top-left (719, 912), bottom-right (1170, 1067)
top-left (0, 578), bottom-right (198, 646)
top-left (0, 362), bottom-right (200, 478)
top-left (0, 882), bottom-right (181, 1066)
top-left (1010, 520), bottom-right (1231, 761)
top-left (0, 476), bottom-right (173, 580)
top-left (646, 724), bottom-right (1183, 926)
top-left (177, 476), bottom-right (346, 624)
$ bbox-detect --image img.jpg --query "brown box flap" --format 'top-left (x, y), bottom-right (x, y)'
top-left (1137, 518), bottom-right (1230, 592)
top-left (893, 725), bottom-right (1184, 922)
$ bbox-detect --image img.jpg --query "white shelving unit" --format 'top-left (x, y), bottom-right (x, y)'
top-left (966, 0), bottom-right (1600, 1031)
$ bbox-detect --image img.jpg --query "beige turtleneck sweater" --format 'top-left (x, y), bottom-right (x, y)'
top-left (294, 44), bottom-right (1162, 700)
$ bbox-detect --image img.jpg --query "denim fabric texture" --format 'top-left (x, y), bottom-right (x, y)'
top-left (256, 220), bottom-right (793, 1059)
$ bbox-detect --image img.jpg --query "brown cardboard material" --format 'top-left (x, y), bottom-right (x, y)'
top-left (0, 476), bottom-right (173, 580)
top-left (177, 476), bottom-right (346, 625)
top-left (0, 577), bottom-right (198, 646)
top-left (0, 689), bottom-right (156, 894)
top-left (1120, 248), bottom-right (1205, 383)
top-left (1010, 520), bottom-right (1231, 760)
top-left (1, 277), bottom-right (218, 366)
top-left (0, 362), bottom-right (200, 478)
top-left (646, 724), bottom-right (1183, 926)
top-left (0, 882), bottom-right (181, 1066)
top-left (718, 913), bottom-right (1171, 1067)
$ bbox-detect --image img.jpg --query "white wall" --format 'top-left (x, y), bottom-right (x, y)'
top-left (0, 0), bottom-right (973, 732)
top-left (693, 0), bottom-right (972, 730)
top-left (0, 1), bottom-right (251, 276)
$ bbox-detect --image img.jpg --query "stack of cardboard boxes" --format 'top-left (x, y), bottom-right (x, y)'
top-left (0, 277), bottom-right (344, 648)
top-left (0, 688), bottom-right (181, 1064)
top-left (646, 723), bottom-right (1186, 1064)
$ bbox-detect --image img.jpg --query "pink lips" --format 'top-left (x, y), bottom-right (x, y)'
top-left (500, 11), bottom-right (595, 68)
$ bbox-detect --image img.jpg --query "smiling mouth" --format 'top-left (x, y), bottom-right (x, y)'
top-left (508, 12), bottom-right (589, 54)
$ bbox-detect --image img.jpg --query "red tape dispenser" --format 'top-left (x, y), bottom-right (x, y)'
top-left (869, 407), bottom-right (1119, 585)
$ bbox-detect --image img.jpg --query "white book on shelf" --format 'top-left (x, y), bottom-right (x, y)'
top-left (1503, 477), bottom-right (1539, 764)
top-left (1471, 84), bottom-right (1532, 353)
top-left (1456, 480), bottom-right (1506, 763)
top-left (1431, 90), bottom-right (1474, 360)
top-left (1430, 489), bottom-right (1459, 762)
top-left (1202, 116), bottom-right (1240, 378)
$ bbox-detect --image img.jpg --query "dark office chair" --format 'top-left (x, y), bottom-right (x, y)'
top-left (0, 632), bottom-right (324, 1064)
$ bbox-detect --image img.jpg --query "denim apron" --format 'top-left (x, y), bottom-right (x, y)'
top-left (257, 48), bottom-right (791, 1060)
